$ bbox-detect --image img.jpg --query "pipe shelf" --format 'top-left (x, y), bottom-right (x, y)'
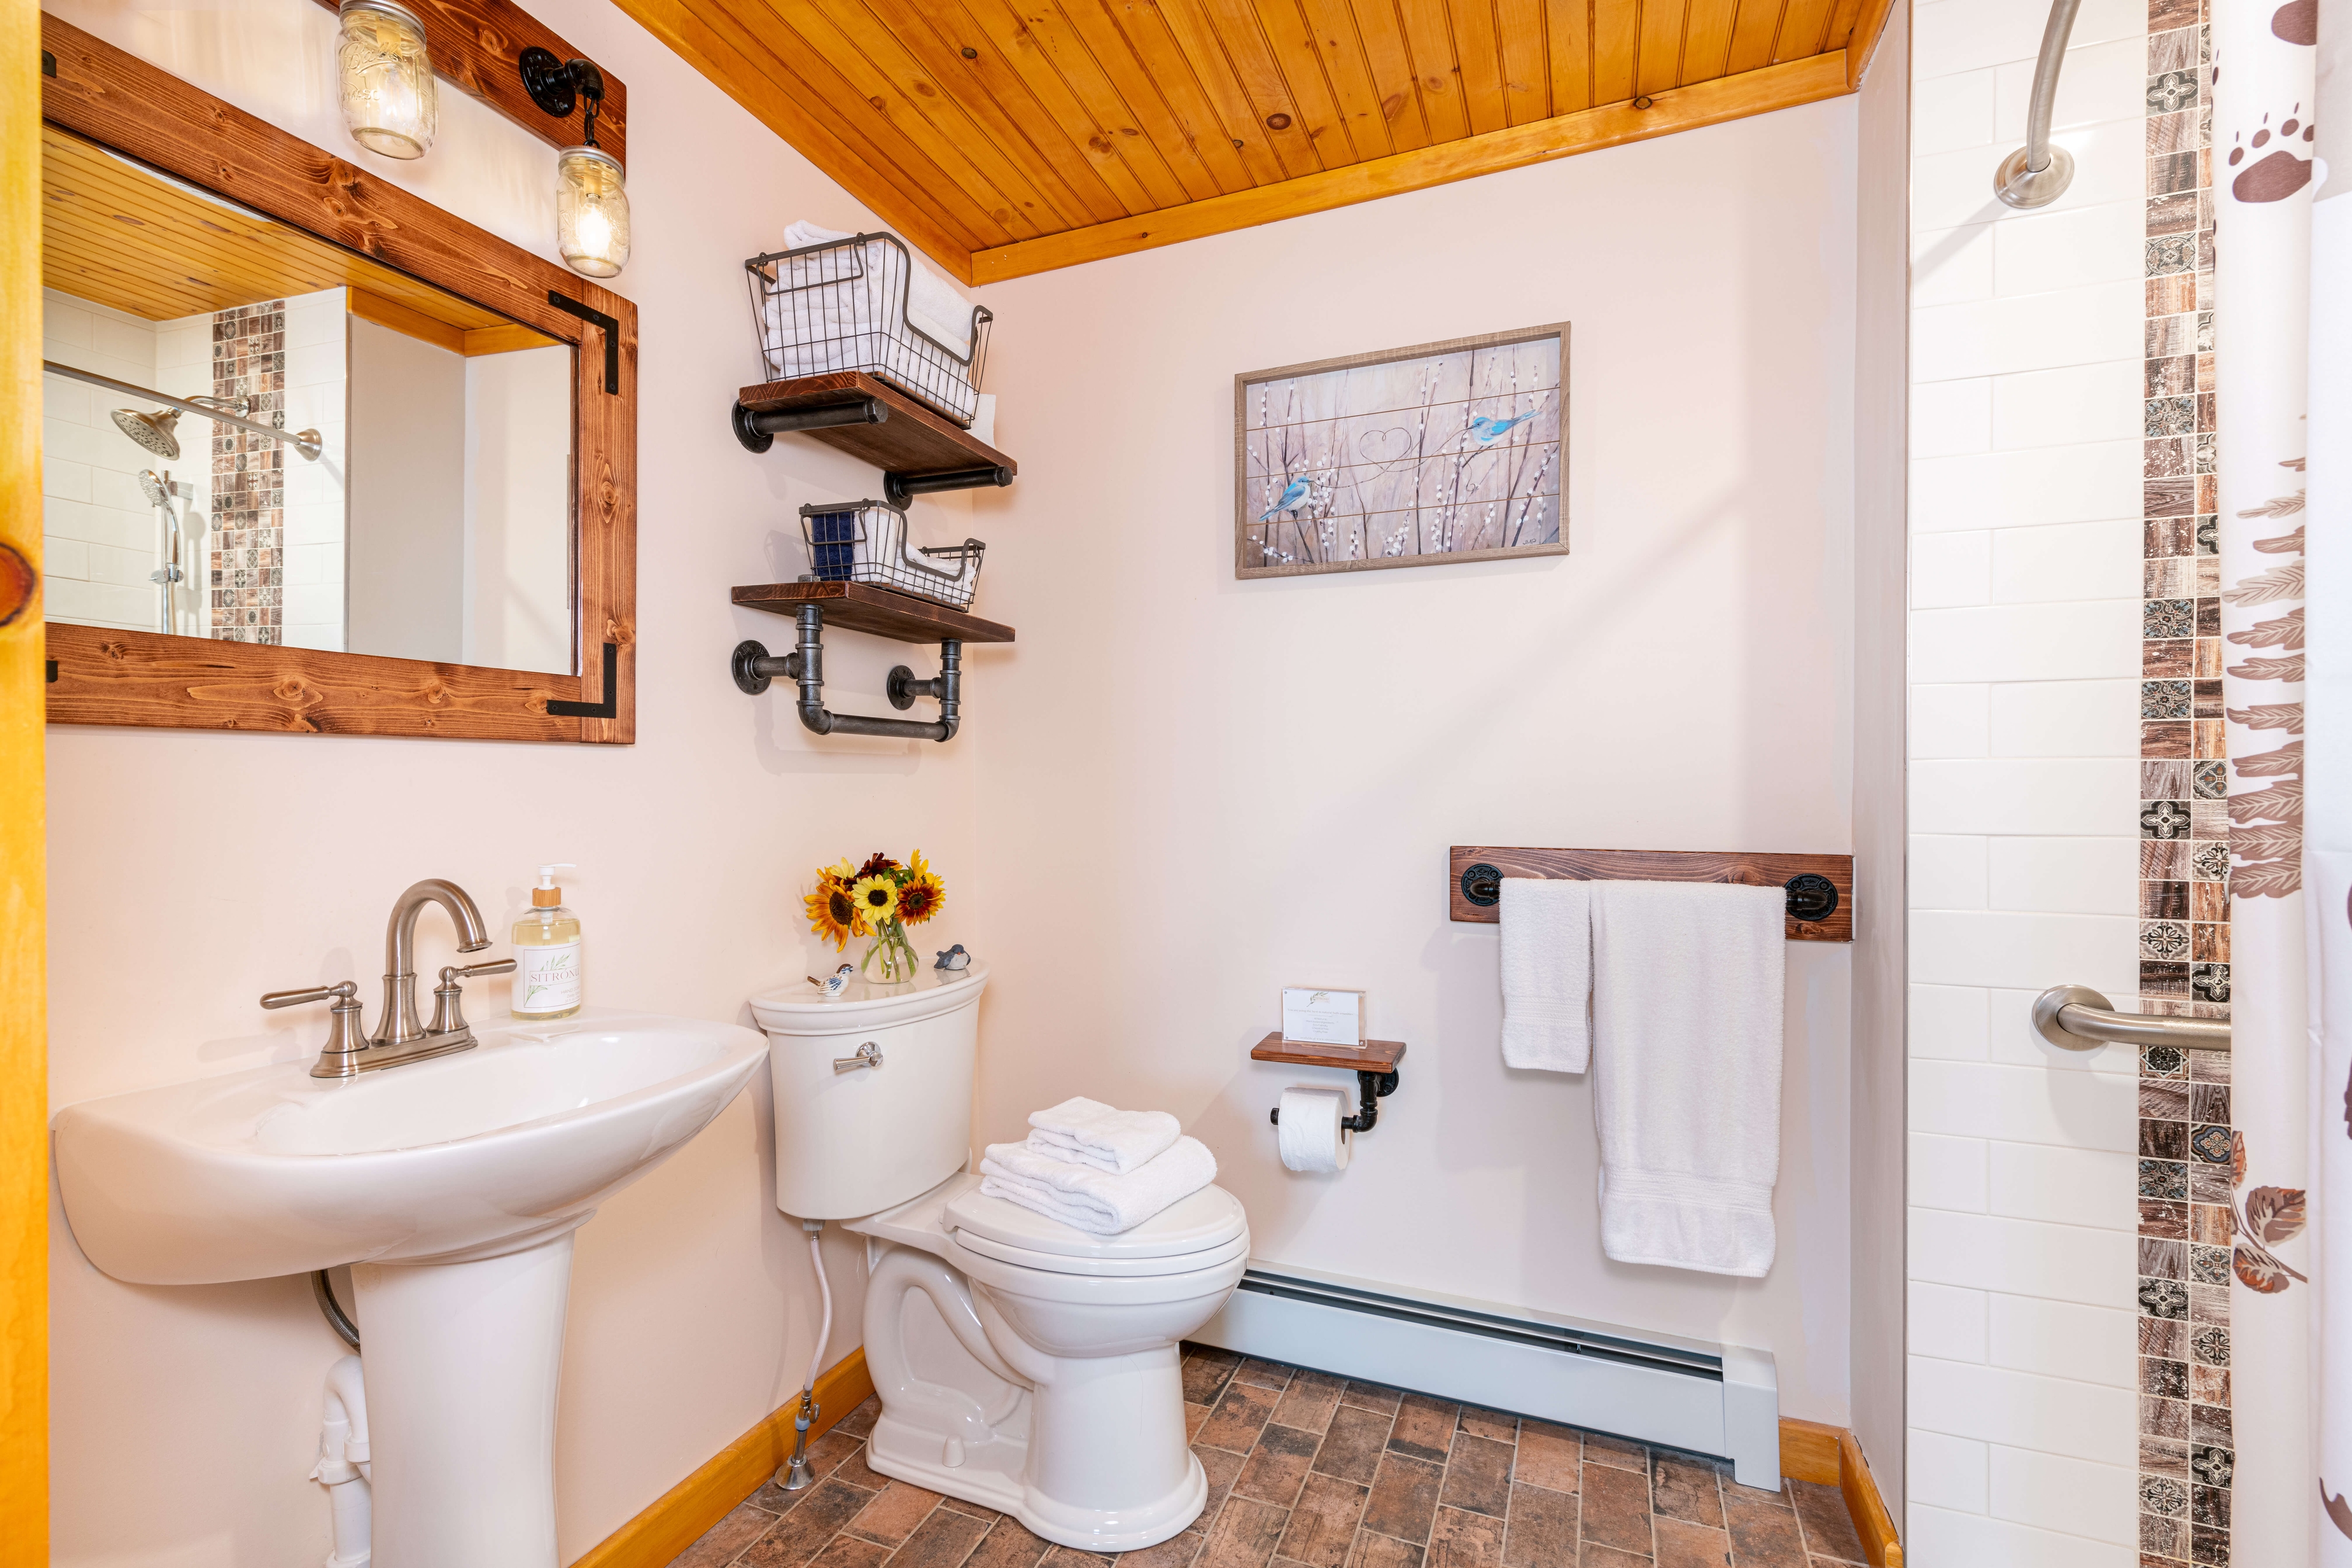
top-left (733, 372), bottom-right (1016, 508)
top-left (730, 581), bottom-right (1014, 644)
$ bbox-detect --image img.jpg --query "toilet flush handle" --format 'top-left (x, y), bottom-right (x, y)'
top-left (832, 1041), bottom-right (884, 1073)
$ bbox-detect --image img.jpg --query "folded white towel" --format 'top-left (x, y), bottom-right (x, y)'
top-left (1590, 881), bottom-right (1785, 1277)
top-left (1500, 877), bottom-right (1593, 1072)
top-left (780, 220), bottom-right (973, 355)
top-left (979, 1135), bottom-right (1217, 1235)
top-left (1025, 1096), bottom-right (1181, 1174)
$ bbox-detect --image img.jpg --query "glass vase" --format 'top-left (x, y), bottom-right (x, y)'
top-left (862, 920), bottom-right (919, 985)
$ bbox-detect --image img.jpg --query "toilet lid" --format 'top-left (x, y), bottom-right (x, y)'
top-left (945, 1183), bottom-right (1247, 1269)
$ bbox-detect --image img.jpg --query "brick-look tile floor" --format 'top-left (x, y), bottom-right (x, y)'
top-left (663, 1346), bottom-right (1871, 1568)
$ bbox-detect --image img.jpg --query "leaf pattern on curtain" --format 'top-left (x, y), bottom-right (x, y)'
top-left (2228, 494), bottom-right (2310, 897)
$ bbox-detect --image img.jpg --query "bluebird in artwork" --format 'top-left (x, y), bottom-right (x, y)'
top-left (1258, 477), bottom-right (1314, 521)
top-left (806, 962), bottom-right (856, 997)
top-left (1466, 411), bottom-right (1539, 443)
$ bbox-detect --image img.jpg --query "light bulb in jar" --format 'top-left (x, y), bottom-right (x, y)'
top-left (336, 0), bottom-right (437, 160)
top-left (556, 146), bottom-right (629, 279)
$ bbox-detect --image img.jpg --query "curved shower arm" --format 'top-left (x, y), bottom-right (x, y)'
top-left (1995, 0), bottom-right (2082, 208)
top-left (43, 358), bottom-right (323, 461)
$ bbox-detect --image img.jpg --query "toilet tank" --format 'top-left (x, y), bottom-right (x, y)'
top-left (748, 963), bottom-right (989, 1219)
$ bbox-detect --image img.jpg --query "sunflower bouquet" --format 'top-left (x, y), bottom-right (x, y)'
top-left (805, 850), bottom-right (946, 984)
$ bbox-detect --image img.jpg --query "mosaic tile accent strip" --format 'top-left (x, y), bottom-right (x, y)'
top-left (663, 1351), bottom-right (1873, 1568)
top-left (208, 300), bottom-right (287, 644)
top-left (2140, 3), bottom-right (2233, 1561)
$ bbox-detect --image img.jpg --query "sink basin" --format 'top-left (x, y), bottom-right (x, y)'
top-left (53, 1007), bottom-right (767, 1568)
top-left (56, 1007), bottom-right (767, 1283)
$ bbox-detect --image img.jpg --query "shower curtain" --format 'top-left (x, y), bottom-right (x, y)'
top-left (2215, 0), bottom-right (2318, 1560)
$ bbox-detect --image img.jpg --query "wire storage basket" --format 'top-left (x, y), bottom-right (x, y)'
top-left (801, 501), bottom-right (986, 610)
top-left (747, 232), bottom-right (992, 427)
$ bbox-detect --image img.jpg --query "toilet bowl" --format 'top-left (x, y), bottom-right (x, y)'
top-left (750, 965), bottom-right (1248, 1553)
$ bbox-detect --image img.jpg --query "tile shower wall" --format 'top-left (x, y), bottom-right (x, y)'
top-left (208, 298), bottom-right (286, 644)
top-left (41, 289), bottom-right (164, 631)
top-left (1907, 0), bottom-right (2151, 1561)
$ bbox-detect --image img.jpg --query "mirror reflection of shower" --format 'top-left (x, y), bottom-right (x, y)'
top-left (137, 469), bottom-right (203, 636)
top-left (110, 395), bottom-right (259, 462)
top-left (41, 360), bottom-right (322, 462)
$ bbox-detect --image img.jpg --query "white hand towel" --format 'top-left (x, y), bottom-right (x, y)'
top-left (1590, 880), bottom-right (1784, 1276)
top-left (978, 1135), bottom-right (1217, 1235)
top-left (781, 220), bottom-right (973, 355)
top-left (1025, 1096), bottom-right (1182, 1174)
top-left (1500, 877), bottom-right (1592, 1071)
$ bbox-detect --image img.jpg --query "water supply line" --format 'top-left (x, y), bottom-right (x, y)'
top-left (1994, 0), bottom-right (2083, 208)
top-left (314, 1269), bottom-right (361, 1351)
top-left (777, 1219), bottom-right (834, 1491)
top-left (311, 1354), bottom-right (373, 1568)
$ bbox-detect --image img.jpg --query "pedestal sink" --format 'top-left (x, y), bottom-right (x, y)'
top-left (53, 1008), bottom-right (767, 1568)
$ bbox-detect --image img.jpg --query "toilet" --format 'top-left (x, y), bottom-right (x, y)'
top-left (751, 962), bottom-right (1249, 1553)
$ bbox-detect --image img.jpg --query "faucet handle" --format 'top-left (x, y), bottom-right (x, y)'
top-left (264, 982), bottom-right (369, 1080)
top-left (427, 959), bottom-right (516, 1039)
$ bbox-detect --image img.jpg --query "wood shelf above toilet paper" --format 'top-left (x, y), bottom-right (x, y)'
top-left (1250, 1033), bottom-right (1406, 1073)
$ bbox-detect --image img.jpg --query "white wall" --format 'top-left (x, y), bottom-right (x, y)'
top-left (152, 308), bottom-right (213, 639)
top-left (464, 342), bottom-right (574, 671)
top-left (282, 287), bottom-right (350, 652)
top-left (348, 313), bottom-right (467, 660)
top-left (1905, 0), bottom-right (2147, 1558)
top-left (42, 288), bottom-right (162, 631)
top-left (968, 98), bottom-right (1861, 1423)
top-left (40, 0), bottom-right (979, 1562)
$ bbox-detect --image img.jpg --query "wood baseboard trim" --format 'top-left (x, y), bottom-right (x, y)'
top-left (1779, 1419), bottom-right (1901, 1567)
top-left (573, 1349), bottom-right (875, 1568)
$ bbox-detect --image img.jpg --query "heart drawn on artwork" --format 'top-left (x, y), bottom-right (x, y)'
top-left (1356, 426), bottom-right (1414, 464)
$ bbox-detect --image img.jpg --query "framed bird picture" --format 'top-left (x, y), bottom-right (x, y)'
top-left (1234, 323), bottom-right (1569, 579)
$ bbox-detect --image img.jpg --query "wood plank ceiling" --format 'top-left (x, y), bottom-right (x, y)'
top-left (613, 0), bottom-right (1897, 282)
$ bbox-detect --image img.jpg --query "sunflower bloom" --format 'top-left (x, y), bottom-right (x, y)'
top-left (855, 851), bottom-right (902, 881)
top-left (896, 858), bottom-right (945, 925)
top-left (850, 875), bottom-right (900, 925)
top-left (805, 876), bottom-right (863, 951)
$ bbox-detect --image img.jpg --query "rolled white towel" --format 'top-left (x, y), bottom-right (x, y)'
top-left (1025, 1096), bottom-right (1181, 1174)
top-left (979, 1136), bottom-right (1217, 1235)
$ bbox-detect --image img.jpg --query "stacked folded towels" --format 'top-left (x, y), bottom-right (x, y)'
top-left (979, 1096), bottom-right (1217, 1235)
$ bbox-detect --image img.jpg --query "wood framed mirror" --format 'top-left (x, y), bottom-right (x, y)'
top-left (37, 15), bottom-right (636, 742)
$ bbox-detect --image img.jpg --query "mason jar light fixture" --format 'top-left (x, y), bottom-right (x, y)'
top-left (521, 48), bottom-right (630, 278)
top-left (336, 0), bottom-right (437, 160)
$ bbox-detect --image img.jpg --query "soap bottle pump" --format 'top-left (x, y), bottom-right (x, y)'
top-left (513, 862), bottom-right (582, 1021)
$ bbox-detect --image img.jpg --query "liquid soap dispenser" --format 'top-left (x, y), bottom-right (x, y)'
top-left (513, 863), bottom-right (582, 1020)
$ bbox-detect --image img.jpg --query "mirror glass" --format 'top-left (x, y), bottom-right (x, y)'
top-left (39, 123), bottom-right (576, 672)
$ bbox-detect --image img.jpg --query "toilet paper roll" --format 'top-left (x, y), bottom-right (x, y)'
top-left (1277, 1086), bottom-right (1352, 1173)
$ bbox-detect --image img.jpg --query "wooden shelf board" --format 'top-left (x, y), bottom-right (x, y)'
top-left (1249, 1032), bottom-right (1407, 1073)
top-left (1447, 845), bottom-right (1855, 943)
top-left (738, 372), bottom-right (1016, 477)
top-left (730, 581), bottom-right (1016, 644)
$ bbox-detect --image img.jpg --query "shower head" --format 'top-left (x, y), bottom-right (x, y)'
top-left (111, 405), bottom-right (181, 460)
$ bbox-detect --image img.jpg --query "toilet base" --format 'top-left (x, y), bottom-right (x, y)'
top-left (866, 1410), bottom-right (1207, 1553)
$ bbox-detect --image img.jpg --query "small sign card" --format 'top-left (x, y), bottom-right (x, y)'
top-left (1281, 987), bottom-right (1365, 1047)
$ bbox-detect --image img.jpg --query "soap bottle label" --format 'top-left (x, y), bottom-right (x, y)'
top-left (518, 941), bottom-right (582, 1014)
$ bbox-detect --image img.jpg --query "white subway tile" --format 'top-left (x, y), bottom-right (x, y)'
top-left (1908, 1430), bottom-right (1991, 1514)
top-left (1909, 1060), bottom-right (2135, 1153)
top-left (41, 535), bottom-right (90, 581)
top-left (1912, 281), bottom-right (2140, 383)
top-left (283, 622), bottom-right (348, 653)
top-left (1988, 1142), bottom-right (2138, 1232)
top-left (1912, 601), bottom-right (2138, 682)
top-left (283, 584), bottom-right (344, 625)
top-left (1915, 70), bottom-right (1997, 154)
top-left (1989, 679), bottom-right (2139, 757)
top-left (1913, 531), bottom-right (1992, 608)
top-left (1909, 1208), bottom-right (2136, 1308)
top-left (85, 542), bottom-right (155, 587)
top-left (1912, 835), bottom-right (1990, 910)
top-left (40, 374), bottom-right (91, 428)
top-left (1910, 757), bottom-right (2135, 834)
top-left (1991, 361), bottom-right (2146, 449)
top-left (1988, 1445), bottom-right (2137, 1545)
top-left (89, 314), bottom-right (156, 370)
top-left (1991, 519), bottom-right (2143, 604)
top-left (1912, 377), bottom-right (1993, 458)
top-left (1906, 1502), bottom-right (2135, 1568)
top-left (1987, 1294), bottom-right (2138, 1388)
top-left (43, 575), bottom-right (154, 627)
top-left (1908, 1356), bottom-right (2135, 1463)
top-left (41, 455), bottom-right (92, 505)
top-left (1909, 908), bottom-right (2139, 995)
top-left (1912, 984), bottom-right (1991, 1061)
top-left (1992, 38), bottom-right (2150, 137)
top-left (1912, 224), bottom-right (1996, 308)
top-left (42, 292), bottom-right (94, 349)
top-left (1912, 118), bottom-right (2146, 233)
top-left (1986, 837), bottom-right (2138, 915)
top-left (1912, 0), bottom-right (2143, 78)
top-left (1910, 443), bottom-right (2140, 533)
top-left (1912, 1132), bottom-right (1991, 1212)
top-left (1909, 1281), bottom-right (1990, 1362)
top-left (1992, 200), bottom-right (2149, 295)
top-left (1910, 684), bottom-right (1991, 759)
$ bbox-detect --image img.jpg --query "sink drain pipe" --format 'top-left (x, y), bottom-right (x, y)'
top-left (776, 1219), bottom-right (834, 1491)
top-left (311, 1353), bottom-right (373, 1567)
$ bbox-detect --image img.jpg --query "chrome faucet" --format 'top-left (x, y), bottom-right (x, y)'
top-left (262, 878), bottom-right (514, 1079)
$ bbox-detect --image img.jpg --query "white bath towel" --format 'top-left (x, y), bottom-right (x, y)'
top-left (1026, 1096), bottom-right (1182, 1174)
top-left (778, 220), bottom-right (973, 355)
top-left (1590, 880), bottom-right (1785, 1277)
top-left (978, 1135), bottom-right (1217, 1235)
top-left (1500, 877), bottom-right (1592, 1072)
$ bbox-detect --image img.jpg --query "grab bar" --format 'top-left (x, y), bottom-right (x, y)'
top-left (2032, 985), bottom-right (2230, 1052)
top-left (1994, 0), bottom-right (2082, 208)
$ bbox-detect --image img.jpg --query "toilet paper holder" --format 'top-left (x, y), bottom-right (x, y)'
top-left (1252, 1032), bottom-right (1406, 1134)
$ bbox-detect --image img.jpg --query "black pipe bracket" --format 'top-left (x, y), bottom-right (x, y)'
top-left (732, 605), bottom-right (963, 743)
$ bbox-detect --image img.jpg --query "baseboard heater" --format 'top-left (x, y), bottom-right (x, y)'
top-left (1191, 1261), bottom-right (1782, 1490)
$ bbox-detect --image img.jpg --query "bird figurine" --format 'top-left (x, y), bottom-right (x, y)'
top-left (934, 943), bottom-right (970, 973)
top-left (1257, 477), bottom-right (1314, 521)
top-left (805, 962), bottom-right (855, 997)
top-left (1466, 411), bottom-right (1539, 443)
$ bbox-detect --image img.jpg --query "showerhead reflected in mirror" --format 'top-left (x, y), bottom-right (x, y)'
top-left (40, 122), bottom-right (576, 669)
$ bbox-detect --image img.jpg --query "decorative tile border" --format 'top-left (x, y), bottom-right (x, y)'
top-left (208, 300), bottom-right (287, 644)
top-left (2139, 2), bottom-right (2233, 1561)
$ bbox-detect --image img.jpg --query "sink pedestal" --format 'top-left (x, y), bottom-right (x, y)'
top-left (353, 1232), bottom-right (577, 1568)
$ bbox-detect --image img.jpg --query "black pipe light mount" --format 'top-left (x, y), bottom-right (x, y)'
top-left (520, 48), bottom-right (606, 125)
